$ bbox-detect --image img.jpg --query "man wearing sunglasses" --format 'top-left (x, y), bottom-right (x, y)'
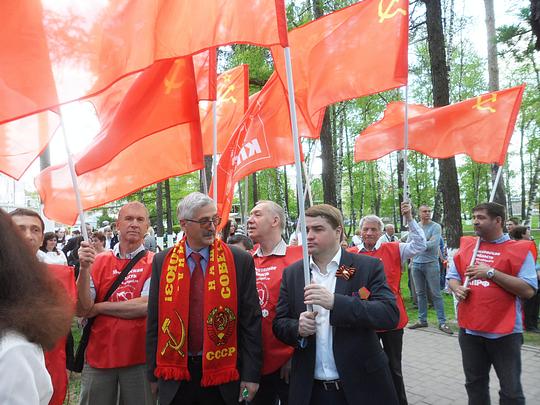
top-left (147, 192), bottom-right (262, 405)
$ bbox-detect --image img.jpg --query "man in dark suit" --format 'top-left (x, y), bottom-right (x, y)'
top-left (147, 192), bottom-right (262, 405)
top-left (273, 204), bottom-right (399, 405)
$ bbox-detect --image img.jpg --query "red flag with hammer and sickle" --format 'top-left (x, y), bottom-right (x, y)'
top-left (354, 85), bottom-right (526, 166)
top-left (199, 65), bottom-right (249, 155)
top-left (210, 73), bottom-right (318, 230)
top-left (271, 0), bottom-right (408, 135)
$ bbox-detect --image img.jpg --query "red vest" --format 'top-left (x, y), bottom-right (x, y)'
top-left (454, 236), bottom-right (531, 334)
top-left (86, 251), bottom-right (154, 368)
top-left (347, 243), bottom-right (408, 330)
top-left (253, 245), bottom-right (303, 375)
top-left (44, 264), bottom-right (76, 405)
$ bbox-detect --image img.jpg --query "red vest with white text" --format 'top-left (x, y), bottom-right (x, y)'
top-left (454, 236), bottom-right (530, 334)
top-left (253, 245), bottom-right (303, 375)
top-left (347, 243), bottom-right (408, 330)
top-left (44, 264), bottom-right (76, 405)
top-left (85, 251), bottom-right (154, 368)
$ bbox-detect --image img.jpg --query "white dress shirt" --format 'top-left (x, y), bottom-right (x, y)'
top-left (310, 247), bottom-right (341, 380)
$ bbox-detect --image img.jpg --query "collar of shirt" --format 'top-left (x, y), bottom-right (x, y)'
top-left (482, 234), bottom-right (510, 244)
top-left (253, 239), bottom-right (287, 257)
top-left (357, 239), bottom-right (382, 253)
top-left (185, 241), bottom-right (210, 274)
top-left (36, 249), bottom-right (48, 263)
top-left (309, 247), bottom-right (342, 276)
top-left (113, 243), bottom-right (145, 259)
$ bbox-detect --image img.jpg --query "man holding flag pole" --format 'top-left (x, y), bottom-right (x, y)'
top-left (447, 202), bottom-right (537, 405)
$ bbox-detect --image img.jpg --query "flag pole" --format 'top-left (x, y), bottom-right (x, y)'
top-left (283, 47), bottom-right (312, 312)
top-left (403, 85), bottom-right (410, 204)
top-left (463, 164), bottom-right (504, 288)
top-left (58, 108), bottom-right (89, 241)
top-left (212, 100), bottom-right (218, 198)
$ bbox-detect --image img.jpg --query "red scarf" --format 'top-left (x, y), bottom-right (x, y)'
top-left (155, 238), bottom-right (239, 386)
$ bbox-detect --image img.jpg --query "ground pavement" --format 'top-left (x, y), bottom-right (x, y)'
top-left (402, 327), bottom-right (540, 404)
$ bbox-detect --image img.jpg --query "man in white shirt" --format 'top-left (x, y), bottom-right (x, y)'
top-left (273, 204), bottom-right (399, 405)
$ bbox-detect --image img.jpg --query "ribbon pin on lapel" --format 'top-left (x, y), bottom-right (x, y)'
top-left (336, 265), bottom-right (356, 281)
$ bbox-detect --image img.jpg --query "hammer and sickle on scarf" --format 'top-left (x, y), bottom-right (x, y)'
top-left (160, 311), bottom-right (186, 357)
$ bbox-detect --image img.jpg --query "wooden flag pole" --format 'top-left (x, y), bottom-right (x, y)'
top-left (463, 164), bottom-right (504, 288)
top-left (283, 46), bottom-right (312, 312)
top-left (212, 100), bottom-right (218, 198)
top-left (59, 107), bottom-right (89, 241)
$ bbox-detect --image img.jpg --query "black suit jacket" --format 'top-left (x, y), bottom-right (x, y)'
top-left (273, 248), bottom-right (399, 405)
top-left (146, 245), bottom-right (262, 405)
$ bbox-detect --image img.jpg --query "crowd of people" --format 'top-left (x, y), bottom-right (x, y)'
top-left (0, 194), bottom-right (538, 405)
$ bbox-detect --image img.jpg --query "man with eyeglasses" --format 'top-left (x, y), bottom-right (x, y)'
top-left (147, 192), bottom-right (262, 405)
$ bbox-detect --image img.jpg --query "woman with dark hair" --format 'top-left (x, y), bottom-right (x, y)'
top-left (0, 209), bottom-right (73, 404)
top-left (40, 232), bottom-right (68, 265)
top-left (91, 231), bottom-right (107, 254)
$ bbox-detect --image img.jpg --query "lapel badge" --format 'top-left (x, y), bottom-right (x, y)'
top-left (358, 287), bottom-right (371, 300)
top-left (336, 265), bottom-right (356, 281)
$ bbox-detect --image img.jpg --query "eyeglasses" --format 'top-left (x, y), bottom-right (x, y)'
top-left (184, 216), bottom-right (221, 227)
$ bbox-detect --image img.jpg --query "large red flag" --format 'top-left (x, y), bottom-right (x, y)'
top-left (0, 1), bottom-right (58, 125)
top-left (35, 125), bottom-right (203, 225)
top-left (0, 111), bottom-right (59, 180)
top-left (271, 0), bottom-right (408, 133)
top-left (199, 65), bottom-right (249, 155)
top-left (75, 57), bottom-right (201, 174)
top-left (1, 0), bottom-right (288, 125)
top-left (210, 73), bottom-right (317, 228)
top-left (354, 85), bottom-right (526, 165)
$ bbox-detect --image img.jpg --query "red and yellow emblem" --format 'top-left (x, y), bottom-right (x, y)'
top-left (207, 305), bottom-right (236, 346)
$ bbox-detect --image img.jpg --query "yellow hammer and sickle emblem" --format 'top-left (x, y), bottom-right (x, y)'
top-left (473, 94), bottom-right (497, 113)
top-left (164, 60), bottom-right (184, 95)
top-left (378, 0), bottom-right (407, 23)
top-left (160, 311), bottom-right (186, 357)
top-left (220, 84), bottom-right (237, 104)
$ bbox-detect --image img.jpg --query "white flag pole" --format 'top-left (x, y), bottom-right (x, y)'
top-left (463, 164), bottom-right (504, 288)
top-left (58, 107), bottom-right (89, 241)
top-left (403, 85), bottom-right (410, 204)
top-left (212, 100), bottom-right (218, 198)
top-left (283, 47), bottom-right (312, 312)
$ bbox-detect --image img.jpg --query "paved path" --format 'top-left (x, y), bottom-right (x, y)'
top-left (402, 327), bottom-right (540, 404)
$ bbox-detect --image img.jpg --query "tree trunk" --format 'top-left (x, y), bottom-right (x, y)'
top-left (200, 156), bottom-right (213, 194)
top-left (313, 0), bottom-right (337, 207)
top-left (156, 183), bottom-right (164, 237)
top-left (423, 0), bottom-right (462, 248)
top-left (283, 166), bottom-right (290, 221)
top-left (484, 0), bottom-right (507, 207)
top-left (251, 173), bottom-right (258, 206)
top-left (164, 179), bottom-right (173, 234)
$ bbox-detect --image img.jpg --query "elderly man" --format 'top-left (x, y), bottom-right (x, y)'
top-left (379, 223), bottom-right (398, 243)
top-left (247, 201), bottom-right (303, 405)
top-left (146, 192), bottom-right (262, 405)
top-left (347, 202), bottom-right (425, 405)
top-left (447, 203), bottom-right (537, 405)
top-left (10, 208), bottom-right (76, 405)
top-left (77, 201), bottom-right (155, 404)
top-left (273, 204), bottom-right (399, 405)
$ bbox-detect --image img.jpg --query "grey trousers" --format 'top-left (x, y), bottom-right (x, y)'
top-left (79, 363), bottom-right (155, 405)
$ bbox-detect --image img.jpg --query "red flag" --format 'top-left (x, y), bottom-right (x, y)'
top-left (35, 125), bottom-right (203, 225)
top-left (1, 0), bottom-right (288, 125)
top-left (0, 111), bottom-right (59, 180)
top-left (199, 65), bottom-right (249, 155)
top-left (354, 85), bottom-right (526, 166)
top-left (75, 57), bottom-right (201, 174)
top-left (0, 1), bottom-right (58, 124)
top-left (194, 49), bottom-right (218, 101)
top-left (210, 73), bottom-right (316, 228)
top-left (271, 0), bottom-right (408, 132)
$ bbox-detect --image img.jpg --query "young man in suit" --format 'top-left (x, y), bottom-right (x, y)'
top-left (273, 204), bottom-right (399, 405)
top-left (146, 192), bottom-right (262, 405)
